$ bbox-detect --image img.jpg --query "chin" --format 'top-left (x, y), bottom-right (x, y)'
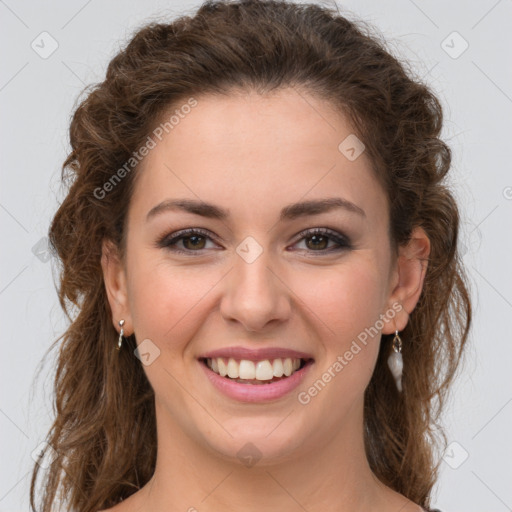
top-left (198, 418), bottom-right (309, 467)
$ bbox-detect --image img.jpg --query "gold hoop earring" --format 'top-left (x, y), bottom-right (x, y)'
top-left (387, 330), bottom-right (403, 392)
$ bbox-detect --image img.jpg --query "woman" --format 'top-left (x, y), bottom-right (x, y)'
top-left (30, 1), bottom-right (471, 511)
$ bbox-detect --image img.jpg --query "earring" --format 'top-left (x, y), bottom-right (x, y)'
top-left (116, 319), bottom-right (125, 351)
top-left (387, 330), bottom-right (403, 392)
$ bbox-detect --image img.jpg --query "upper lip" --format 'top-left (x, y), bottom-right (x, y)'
top-left (199, 346), bottom-right (314, 362)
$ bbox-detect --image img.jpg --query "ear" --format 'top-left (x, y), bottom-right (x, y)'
top-left (382, 226), bottom-right (430, 334)
top-left (101, 239), bottom-right (133, 336)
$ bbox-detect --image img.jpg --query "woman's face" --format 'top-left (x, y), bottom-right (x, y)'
top-left (104, 87), bottom-right (422, 465)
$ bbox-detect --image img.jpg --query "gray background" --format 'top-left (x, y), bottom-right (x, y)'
top-left (1, 0), bottom-right (511, 510)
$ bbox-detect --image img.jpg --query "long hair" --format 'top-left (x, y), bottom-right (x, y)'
top-left (30, 1), bottom-right (472, 510)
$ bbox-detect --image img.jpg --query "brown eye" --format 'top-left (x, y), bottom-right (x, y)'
top-left (158, 227), bottom-right (351, 256)
top-left (304, 234), bottom-right (329, 250)
top-left (157, 228), bottom-right (218, 255)
top-left (182, 235), bottom-right (207, 250)
top-left (293, 228), bottom-right (351, 253)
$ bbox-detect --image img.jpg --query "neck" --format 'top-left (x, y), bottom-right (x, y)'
top-left (138, 399), bottom-right (394, 512)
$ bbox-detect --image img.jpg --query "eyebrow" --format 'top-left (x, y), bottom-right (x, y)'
top-left (146, 197), bottom-right (366, 222)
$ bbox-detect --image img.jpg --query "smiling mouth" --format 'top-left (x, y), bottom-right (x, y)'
top-left (199, 357), bottom-right (313, 385)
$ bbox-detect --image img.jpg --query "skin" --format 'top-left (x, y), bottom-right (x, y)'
top-left (100, 87), bottom-right (430, 512)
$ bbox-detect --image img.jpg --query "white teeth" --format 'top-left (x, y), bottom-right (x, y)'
top-left (227, 358), bottom-right (239, 379)
top-left (273, 358), bottom-right (284, 377)
top-left (239, 360), bottom-right (255, 379)
top-left (217, 358), bottom-right (227, 377)
top-left (205, 357), bottom-right (304, 381)
top-left (255, 360), bottom-right (274, 380)
top-left (283, 358), bottom-right (293, 377)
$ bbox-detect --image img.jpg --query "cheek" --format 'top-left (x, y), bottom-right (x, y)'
top-left (293, 256), bottom-right (387, 387)
top-left (296, 256), bottom-right (386, 340)
top-left (289, 260), bottom-right (387, 421)
top-left (126, 253), bottom-right (223, 350)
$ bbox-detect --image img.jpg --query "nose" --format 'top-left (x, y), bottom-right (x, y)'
top-left (220, 248), bottom-right (291, 333)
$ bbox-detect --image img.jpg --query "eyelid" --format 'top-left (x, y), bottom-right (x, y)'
top-left (292, 227), bottom-right (351, 246)
top-left (156, 227), bottom-right (220, 251)
top-left (157, 226), bottom-right (352, 254)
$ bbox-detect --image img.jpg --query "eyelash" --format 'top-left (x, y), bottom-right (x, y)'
top-left (157, 227), bottom-right (352, 256)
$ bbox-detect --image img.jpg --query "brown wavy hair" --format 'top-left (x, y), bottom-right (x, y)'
top-left (30, 1), bottom-right (472, 511)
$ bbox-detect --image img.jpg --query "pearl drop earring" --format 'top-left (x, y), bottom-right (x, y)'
top-left (116, 319), bottom-right (125, 350)
top-left (387, 330), bottom-right (403, 392)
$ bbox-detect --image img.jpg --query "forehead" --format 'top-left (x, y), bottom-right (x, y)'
top-left (129, 88), bottom-right (387, 226)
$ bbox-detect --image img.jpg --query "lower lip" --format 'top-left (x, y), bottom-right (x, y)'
top-left (199, 359), bottom-right (314, 403)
